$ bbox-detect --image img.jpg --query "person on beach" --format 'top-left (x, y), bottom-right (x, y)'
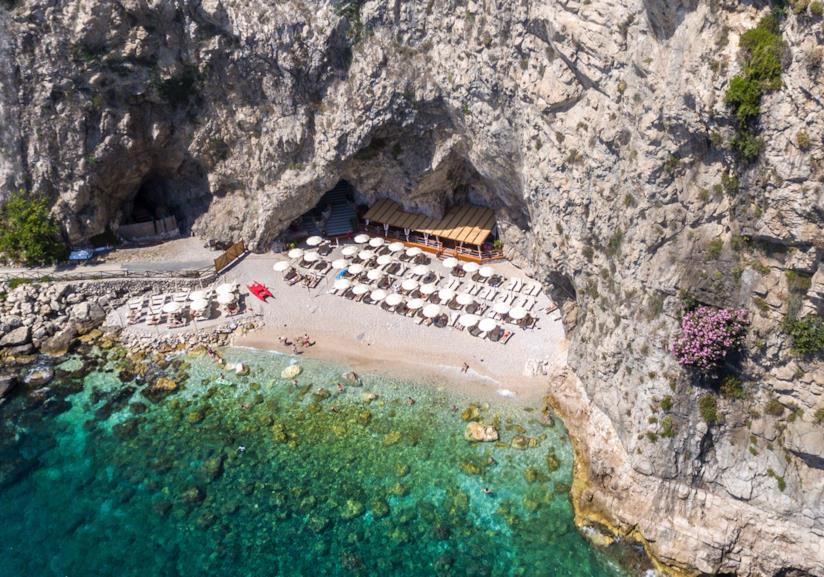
top-left (406, 397), bottom-right (416, 406)
top-left (461, 362), bottom-right (469, 374)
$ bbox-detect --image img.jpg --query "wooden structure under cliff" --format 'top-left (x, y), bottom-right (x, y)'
top-left (362, 199), bottom-right (501, 262)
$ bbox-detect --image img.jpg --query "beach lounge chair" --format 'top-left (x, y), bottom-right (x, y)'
top-left (500, 329), bottom-right (514, 344)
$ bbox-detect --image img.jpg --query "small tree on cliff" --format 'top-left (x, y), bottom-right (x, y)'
top-left (671, 306), bottom-right (749, 375)
top-left (0, 190), bottom-right (66, 266)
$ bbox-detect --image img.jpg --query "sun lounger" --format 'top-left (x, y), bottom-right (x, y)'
top-left (500, 329), bottom-right (514, 344)
top-left (545, 302), bottom-right (558, 313)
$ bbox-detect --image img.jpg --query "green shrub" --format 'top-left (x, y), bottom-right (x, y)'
top-left (766, 468), bottom-right (786, 491)
top-left (660, 395), bottom-right (673, 412)
top-left (724, 11), bottom-right (785, 163)
top-left (765, 398), bottom-right (785, 417)
top-left (660, 416), bottom-right (676, 438)
top-left (720, 375), bottom-right (745, 399)
top-left (814, 408), bottom-right (824, 425)
top-left (786, 270), bottom-right (812, 292)
top-left (707, 238), bottom-right (724, 259)
top-left (796, 130), bottom-right (812, 150)
top-left (0, 191), bottom-right (66, 266)
top-left (783, 315), bottom-right (824, 355)
top-left (605, 229), bottom-right (623, 257)
top-left (811, 1), bottom-right (823, 16)
top-left (699, 395), bottom-right (719, 425)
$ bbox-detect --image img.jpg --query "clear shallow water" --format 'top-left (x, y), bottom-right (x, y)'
top-left (0, 347), bottom-right (641, 577)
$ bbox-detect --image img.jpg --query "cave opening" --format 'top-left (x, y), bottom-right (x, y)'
top-left (117, 174), bottom-right (182, 243)
top-left (282, 180), bottom-right (359, 243)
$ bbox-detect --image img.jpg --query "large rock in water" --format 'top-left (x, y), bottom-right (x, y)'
top-left (0, 374), bottom-right (17, 399)
top-left (464, 422), bottom-right (499, 443)
top-left (40, 325), bottom-right (78, 356)
top-left (23, 367), bottom-right (54, 387)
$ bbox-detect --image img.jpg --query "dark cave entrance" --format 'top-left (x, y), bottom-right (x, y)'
top-left (117, 175), bottom-right (182, 242)
top-left (283, 180), bottom-right (358, 243)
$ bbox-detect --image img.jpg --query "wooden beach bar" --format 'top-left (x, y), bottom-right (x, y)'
top-left (362, 199), bottom-right (501, 262)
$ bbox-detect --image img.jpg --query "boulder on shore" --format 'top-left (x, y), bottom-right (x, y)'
top-left (464, 422), bottom-right (499, 442)
top-left (0, 326), bottom-right (31, 347)
top-left (40, 326), bottom-right (78, 356)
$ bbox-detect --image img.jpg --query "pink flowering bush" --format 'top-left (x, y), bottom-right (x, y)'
top-left (671, 306), bottom-right (749, 374)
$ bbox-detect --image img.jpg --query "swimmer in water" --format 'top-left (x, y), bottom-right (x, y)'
top-left (483, 487), bottom-right (493, 495)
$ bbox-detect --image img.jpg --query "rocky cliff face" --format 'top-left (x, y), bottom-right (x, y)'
top-left (1, 0), bottom-right (822, 574)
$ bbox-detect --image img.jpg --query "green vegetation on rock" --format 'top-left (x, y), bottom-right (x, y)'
top-left (724, 9), bottom-right (785, 162)
top-left (699, 394), bottom-right (719, 425)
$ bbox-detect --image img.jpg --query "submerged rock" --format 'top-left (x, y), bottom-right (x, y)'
top-left (460, 404), bottom-right (482, 422)
top-left (464, 422), bottom-right (499, 442)
top-left (23, 366), bottom-right (54, 387)
top-left (340, 499), bottom-right (365, 520)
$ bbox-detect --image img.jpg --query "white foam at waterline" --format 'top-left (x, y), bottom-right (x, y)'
top-left (496, 388), bottom-right (516, 398)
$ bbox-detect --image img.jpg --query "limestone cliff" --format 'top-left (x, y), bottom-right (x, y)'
top-left (0, 0), bottom-right (822, 574)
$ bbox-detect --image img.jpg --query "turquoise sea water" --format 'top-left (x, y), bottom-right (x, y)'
top-left (0, 347), bottom-right (646, 577)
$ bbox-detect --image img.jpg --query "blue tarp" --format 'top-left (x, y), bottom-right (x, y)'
top-left (335, 268), bottom-right (348, 279)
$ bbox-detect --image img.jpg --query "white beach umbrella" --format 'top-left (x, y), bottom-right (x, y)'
top-left (341, 245), bottom-right (358, 257)
top-left (217, 293), bottom-right (236, 305)
top-left (358, 249), bottom-right (375, 261)
top-left (306, 235), bottom-right (323, 247)
top-left (406, 298), bottom-right (425, 310)
top-left (479, 266), bottom-right (494, 278)
top-left (216, 282), bottom-right (236, 294)
top-left (354, 233), bottom-right (370, 244)
top-left (332, 258), bottom-right (349, 270)
top-left (442, 257), bottom-right (459, 269)
top-left (190, 299), bottom-right (209, 311)
top-left (347, 263), bottom-right (365, 275)
top-left (334, 278), bottom-right (352, 291)
top-left (401, 279), bottom-right (418, 292)
top-left (376, 254), bottom-right (393, 266)
top-left (189, 290), bottom-right (206, 301)
top-left (405, 247), bottom-right (422, 258)
top-left (385, 293), bottom-right (403, 306)
top-left (459, 313), bottom-right (480, 328)
top-left (273, 260), bottom-right (291, 272)
top-left (462, 261), bottom-right (480, 273)
top-left (303, 251), bottom-right (320, 263)
top-left (162, 302), bottom-right (180, 314)
top-left (370, 289), bottom-right (387, 302)
top-left (423, 304), bottom-right (441, 318)
top-left (456, 293), bottom-right (474, 306)
top-left (419, 283), bottom-right (437, 295)
top-left (493, 302), bottom-right (511, 315)
top-left (438, 288), bottom-right (455, 301)
top-left (412, 264), bottom-right (429, 276)
top-left (509, 306), bottom-right (528, 320)
top-left (388, 241), bottom-right (405, 253)
top-left (479, 318), bottom-right (498, 332)
top-left (352, 283), bottom-right (370, 296)
top-left (368, 237), bottom-right (385, 248)
top-left (367, 269), bottom-right (383, 281)
top-left (288, 248), bottom-right (304, 259)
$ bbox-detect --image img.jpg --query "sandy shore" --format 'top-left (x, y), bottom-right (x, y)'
top-left (118, 246), bottom-right (568, 406)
